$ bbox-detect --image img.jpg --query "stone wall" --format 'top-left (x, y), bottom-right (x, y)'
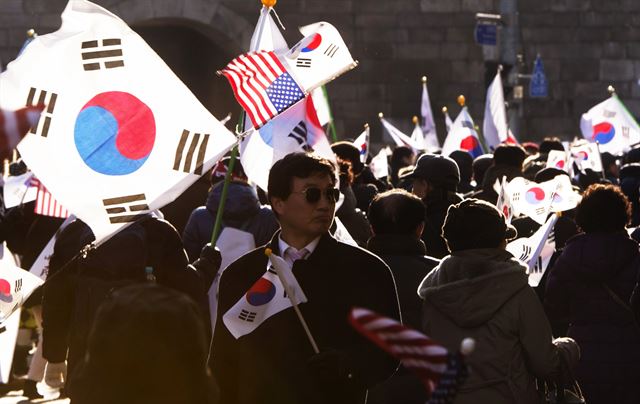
top-left (0, 0), bottom-right (639, 146)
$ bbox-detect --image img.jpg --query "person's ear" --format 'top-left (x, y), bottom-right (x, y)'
top-left (271, 196), bottom-right (286, 217)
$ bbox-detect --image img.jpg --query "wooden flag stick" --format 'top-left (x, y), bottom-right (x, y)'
top-left (265, 248), bottom-right (320, 354)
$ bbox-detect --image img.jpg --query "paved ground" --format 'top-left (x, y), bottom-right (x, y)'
top-left (0, 391), bottom-right (68, 404)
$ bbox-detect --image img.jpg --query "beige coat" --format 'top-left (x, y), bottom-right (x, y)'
top-left (418, 249), bottom-right (560, 404)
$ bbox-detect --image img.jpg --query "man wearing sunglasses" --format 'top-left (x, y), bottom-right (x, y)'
top-left (212, 152), bottom-right (401, 404)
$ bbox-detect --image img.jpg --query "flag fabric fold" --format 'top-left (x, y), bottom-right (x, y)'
top-left (483, 70), bottom-right (510, 150)
top-left (580, 94), bottom-right (640, 155)
top-left (349, 307), bottom-right (470, 403)
top-left (237, 8), bottom-right (335, 191)
top-left (369, 148), bottom-right (389, 179)
top-left (223, 249), bottom-right (307, 339)
top-left (506, 214), bottom-right (558, 287)
top-left (1, 0), bottom-right (236, 243)
top-left (353, 125), bottom-right (369, 163)
top-left (0, 106), bottom-right (43, 160)
top-left (380, 117), bottom-right (422, 152)
top-left (441, 107), bottom-right (484, 158)
top-left (221, 21), bottom-right (356, 129)
top-left (421, 81), bottom-right (440, 152)
top-left (570, 142), bottom-right (603, 172)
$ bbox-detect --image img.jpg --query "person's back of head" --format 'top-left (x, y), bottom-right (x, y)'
top-left (539, 137), bottom-right (564, 155)
top-left (575, 183), bottom-right (631, 233)
top-left (449, 150), bottom-right (473, 183)
top-left (472, 154), bottom-right (493, 188)
top-left (442, 199), bottom-right (517, 252)
top-left (73, 283), bottom-right (217, 404)
top-left (332, 141), bottom-right (364, 175)
top-left (493, 145), bottom-right (527, 170)
top-left (368, 189), bottom-right (425, 237)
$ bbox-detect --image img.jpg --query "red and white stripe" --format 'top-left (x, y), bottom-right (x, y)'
top-left (0, 106), bottom-right (43, 159)
top-left (31, 177), bottom-right (70, 218)
top-left (349, 307), bottom-right (449, 393)
top-left (220, 50), bottom-right (287, 128)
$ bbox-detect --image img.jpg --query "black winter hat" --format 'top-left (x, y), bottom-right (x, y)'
top-left (400, 154), bottom-right (460, 191)
top-left (493, 145), bottom-right (527, 168)
top-left (442, 198), bottom-right (517, 252)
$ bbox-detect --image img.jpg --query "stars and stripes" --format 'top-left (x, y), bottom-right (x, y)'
top-left (349, 307), bottom-right (470, 402)
top-left (220, 50), bottom-right (305, 129)
top-left (0, 106), bottom-right (43, 160)
top-left (31, 177), bottom-right (70, 219)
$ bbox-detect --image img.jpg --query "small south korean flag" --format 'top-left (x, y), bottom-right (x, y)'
top-left (223, 249), bottom-right (307, 339)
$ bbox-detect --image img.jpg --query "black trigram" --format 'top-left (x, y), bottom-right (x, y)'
top-left (511, 192), bottom-right (521, 202)
top-left (518, 245), bottom-right (532, 261)
top-left (173, 130), bottom-right (210, 175)
top-left (102, 193), bottom-right (150, 224)
top-left (535, 207), bottom-right (547, 216)
top-left (296, 58), bottom-right (312, 68)
top-left (462, 121), bottom-right (474, 129)
top-left (81, 38), bottom-right (124, 71)
top-left (26, 87), bottom-right (57, 137)
top-left (239, 309), bottom-right (257, 322)
top-left (603, 109), bottom-right (616, 119)
top-left (288, 122), bottom-right (312, 152)
top-left (324, 43), bottom-right (339, 58)
top-left (14, 278), bottom-right (22, 293)
top-left (532, 256), bottom-right (543, 273)
top-left (623, 126), bottom-right (630, 138)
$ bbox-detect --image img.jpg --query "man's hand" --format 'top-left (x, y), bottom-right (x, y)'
top-left (44, 361), bottom-right (67, 389)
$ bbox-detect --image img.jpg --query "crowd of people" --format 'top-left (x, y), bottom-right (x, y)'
top-left (2, 136), bottom-right (640, 404)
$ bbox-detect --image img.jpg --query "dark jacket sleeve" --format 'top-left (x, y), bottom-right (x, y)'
top-left (518, 286), bottom-right (560, 380)
top-left (544, 253), bottom-right (572, 332)
top-left (347, 253), bottom-right (401, 387)
top-left (42, 220), bottom-right (92, 363)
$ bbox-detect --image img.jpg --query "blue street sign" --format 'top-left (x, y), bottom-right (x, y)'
top-left (530, 55), bottom-right (548, 98)
top-left (474, 23), bottom-right (497, 46)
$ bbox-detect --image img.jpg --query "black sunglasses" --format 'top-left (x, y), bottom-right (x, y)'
top-left (293, 187), bottom-right (340, 204)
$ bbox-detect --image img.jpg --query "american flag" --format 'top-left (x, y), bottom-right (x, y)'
top-left (220, 51), bottom-right (305, 129)
top-left (0, 106), bottom-right (43, 160)
top-left (30, 177), bottom-right (70, 218)
top-left (349, 307), bottom-right (470, 403)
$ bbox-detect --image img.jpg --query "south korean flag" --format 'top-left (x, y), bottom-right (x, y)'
top-left (0, 0), bottom-right (236, 244)
top-left (223, 249), bottom-right (307, 339)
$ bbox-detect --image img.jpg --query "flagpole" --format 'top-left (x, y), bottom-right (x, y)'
top-left (322, 85), bottom-right (338, 142)
top-left (210, 132), bottom-right (239, 245)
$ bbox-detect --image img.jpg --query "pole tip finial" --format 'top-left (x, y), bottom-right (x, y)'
top-left (457, 95), bottom-right (466, 107)
top-left (364, 122), bottom-right (369, 129)
top-left (412, 116), bottom-right (419, 124)
top-left (378, 112), bottom-right (384, 119)
top-left (421, 76), bottom-right (427, 83)
top-left (442, 106), bottom-right (448, 113)
top-left (261, 0), bottom-right (277, 7)
top-left (608, 85), bottom-right (616, 95)
top-left (460, 338), bottom-right (476, 355)
top-left (264, 248), bottom-right (273, 257)
top-left (26, 28), bottom-right (36, 38)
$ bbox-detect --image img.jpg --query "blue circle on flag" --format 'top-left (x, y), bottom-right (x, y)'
top-left (246, 278), bottom-right (276, 306)
top-left (74, 91), bottom-right (156, 176)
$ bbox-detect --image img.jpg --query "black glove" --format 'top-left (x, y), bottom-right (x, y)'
top-left (191, 243), bottom-right (222, 290)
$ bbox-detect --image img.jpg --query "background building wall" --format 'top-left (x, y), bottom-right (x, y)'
top-left (0, 0), bottom-right (639, 147)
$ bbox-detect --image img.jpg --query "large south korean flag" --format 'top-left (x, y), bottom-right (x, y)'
top-left (0, 0), bottom-right (236, 243)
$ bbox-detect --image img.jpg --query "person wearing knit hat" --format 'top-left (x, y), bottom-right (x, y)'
top-left (418, 197), bottom-right (574, 403)
top-left (401, 154), bottom-right (463, 258)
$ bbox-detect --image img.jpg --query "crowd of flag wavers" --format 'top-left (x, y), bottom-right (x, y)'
top-left (2, 0), bottom-right (640, 403)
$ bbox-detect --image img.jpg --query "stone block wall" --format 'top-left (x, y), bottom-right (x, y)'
top-left (0, 0), bottom-right (638, 146)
